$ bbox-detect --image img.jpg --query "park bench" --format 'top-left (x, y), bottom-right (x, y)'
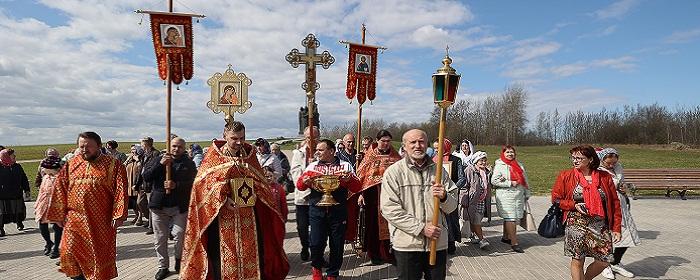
top-left (624, 168), bottom-right (700, 200)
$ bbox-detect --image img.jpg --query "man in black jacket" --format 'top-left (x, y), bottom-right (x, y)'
top-left (140, 136), bottom-right (160, 235)
top-left (143, 137), bottom-right (197, 280)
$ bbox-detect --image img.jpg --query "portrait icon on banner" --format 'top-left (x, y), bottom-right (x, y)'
top-left (218, 83), bottom-right (241, 106)
top-left (160, 24), bottom-right (185, 47)
top-left (355, 54), bottom-right (371, 74)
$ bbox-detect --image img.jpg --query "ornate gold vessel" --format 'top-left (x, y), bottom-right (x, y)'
top-left (313, 175), bottom-right (340, 206)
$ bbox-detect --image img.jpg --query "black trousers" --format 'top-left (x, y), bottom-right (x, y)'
top-left (38, 223), bottom-right (62, 252)
top-left (309, 206), bottom-right (346, 277)
top-left (394, 250), bottom-right (447, 280)
top-left (611, 247), bottom-right (628, 265)
top-left (295, 205), bottom-right (310, 249)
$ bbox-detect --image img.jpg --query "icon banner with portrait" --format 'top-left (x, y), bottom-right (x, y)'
top-left (149, 13), bottom-right (193, 85)
top-left (345, 43), bottom-right (378, 104)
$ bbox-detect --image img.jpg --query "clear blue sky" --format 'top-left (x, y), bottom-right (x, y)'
top-left (1, 0), bottom-right (698, 145)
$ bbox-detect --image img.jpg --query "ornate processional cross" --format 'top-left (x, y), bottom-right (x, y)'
top-left (286, 33), bottom-right (335, 152)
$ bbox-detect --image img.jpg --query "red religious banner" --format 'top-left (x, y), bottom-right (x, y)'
top-left (149, 14), bottom-right (193, 85)
top-left (346, 44), bottom-right (378, 104)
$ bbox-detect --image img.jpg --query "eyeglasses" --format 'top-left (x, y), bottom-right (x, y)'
top-left (570, 156), bottom-right (588, 162)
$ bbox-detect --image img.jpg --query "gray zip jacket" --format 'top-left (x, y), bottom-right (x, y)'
top-left (380, 156), bottom-right (458, 252)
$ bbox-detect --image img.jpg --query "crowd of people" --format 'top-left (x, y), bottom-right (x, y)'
top-left (0, 125), bottom-right (642, 280)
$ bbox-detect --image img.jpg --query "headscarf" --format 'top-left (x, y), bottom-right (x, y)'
top-left (453, 139), bottom-right (474, 164)
top-left (470, 151), bottom-right (487, 165)
top-left (596, 147), bottom-right (618, 162)
top-left (0, 149), bottom-right (15, 167)
top-left (499, 147), bottom-right (528, 188)
top-left (432, 138), bottom-right (452, 162)
top-left (40, 156), bottom-right (62, 170)
top-left (458, 140), bottom-right (474, 155)
top-left (470, 150), bottom-right (489, 201)
top-left (190, 144), bottom-right (203, 155)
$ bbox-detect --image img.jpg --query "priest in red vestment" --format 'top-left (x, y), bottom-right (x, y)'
top-left (346, 130), bottom-right (402, 265)
top-left (47, 132), bottom-right (128, 280)
top-left (180, 121), bottom-right (289, 280)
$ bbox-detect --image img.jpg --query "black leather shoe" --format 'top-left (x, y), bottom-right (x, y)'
top-left (501, 237), bottom-right (511, 244)
top-left (300, 248), bottom-right (310, 261)
top-left (44, 242), bottom-right (54, 256)
top-left (174, 258), bottom-right (181, 273)
top-left (370, 258), bottom-right (384, 265)
top-left (145, 230), bottom-right (154, 235)
top-left (50, 250), bottom-right (60, 259)
top-left (511, 245), bottom-right (524, 253)
top-left (155, 268), bottom-right (170, 280)
top-left (17, 222), bottom-right (24, 231)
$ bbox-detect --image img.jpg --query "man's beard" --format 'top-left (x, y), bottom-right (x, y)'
top-left (82, 152), bottom-right (99, 162)
top-left (409, 151), bottom-right (426, 162)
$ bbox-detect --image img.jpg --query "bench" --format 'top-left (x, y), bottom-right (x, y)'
top-left (624, 168), bottom-right (700, 200)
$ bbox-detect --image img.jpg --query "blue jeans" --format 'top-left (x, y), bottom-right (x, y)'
top-left (309, 206), bottom-right (346, 277)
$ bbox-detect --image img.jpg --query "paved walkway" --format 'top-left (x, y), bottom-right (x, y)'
top-left (0, 196), bottom-right (697, 279)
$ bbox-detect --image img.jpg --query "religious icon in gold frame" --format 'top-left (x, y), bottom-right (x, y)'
top-left (207, 65), bottom-right (252, 119)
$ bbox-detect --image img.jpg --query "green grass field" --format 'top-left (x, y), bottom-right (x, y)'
top-left (11, 143), bottom-right (700, 199)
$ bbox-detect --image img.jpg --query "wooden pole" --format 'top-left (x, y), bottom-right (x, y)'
top-left (165, 55), bottom-right (172, 194)
top-left (355, 24), bottom-right (367, 162)
top-left (430, 105), bottom-right (447, 265)
top-left (164, 0), bottom-right (173, 193)
top-left (307, 97), bottom-right (316, 163)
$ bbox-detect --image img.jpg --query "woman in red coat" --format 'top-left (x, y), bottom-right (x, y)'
top-left (551, 145), bottom-right (622, 280)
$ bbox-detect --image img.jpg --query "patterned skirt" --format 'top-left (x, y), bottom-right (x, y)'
top-left (564, 211), bottom-right (613, 262)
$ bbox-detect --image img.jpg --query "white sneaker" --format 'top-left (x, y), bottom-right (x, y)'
top-left (611, 264), bottom-right (635, 278)
top-left (601, 266), bottom-right (615, 279)
top-left (478, 239), bottom-right (490, 249)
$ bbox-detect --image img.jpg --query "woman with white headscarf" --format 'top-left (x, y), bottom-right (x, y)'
top-left (453, 139), bottom-right (474, 168)
top-left (597, 148), bottom-right (640, 280)
top-left (459, 151), bottom-right (491, 249)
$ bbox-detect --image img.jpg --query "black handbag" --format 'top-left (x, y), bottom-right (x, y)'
top-left (538, 202), bottom-right (565, 238)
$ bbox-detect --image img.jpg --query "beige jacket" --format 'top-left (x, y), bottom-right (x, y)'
top-left (380, 157), bottom-right (458, 252)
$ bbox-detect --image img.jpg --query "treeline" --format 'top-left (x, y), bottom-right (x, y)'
top-left (322, 85), bottom-right (700, 147)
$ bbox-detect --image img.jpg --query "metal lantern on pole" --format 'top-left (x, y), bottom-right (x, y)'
top-left (429, 47), bottom-right (460, 265)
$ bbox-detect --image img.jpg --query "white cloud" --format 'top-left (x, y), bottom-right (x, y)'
top-left (511, 39), bottom-right (561, 63)
top-left (528, 88), bottom-right (625, 119)
top-left (502, 62), bottom-right (548, 80)
top-left (0, 0), bottom-right (483, 145)
top-left (664, 28), bottom-right (700, 44)
top-left (550, 56), bottom-right (636, 77)
top-left (408, 25), bottom-right (510, 52)
top-left (592, 0), bottom-right (639, 20)
top-left (577, 25), bottom-right (617, 39)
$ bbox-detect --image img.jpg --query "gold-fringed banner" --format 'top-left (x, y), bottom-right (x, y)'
top-left (149, 14), bottom-right (193, 85)
top-left (346, 44), bottom-right (378, 104)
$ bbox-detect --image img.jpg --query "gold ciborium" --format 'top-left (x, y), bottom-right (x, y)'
top-left (313, 175), bottom-right (340, 206)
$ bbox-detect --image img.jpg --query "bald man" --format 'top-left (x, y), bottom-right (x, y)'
top-left (380, 129), bottom-right (458, 280)
top-left (337, 133), bottom-right (357, 166)
top-left (142, 137), bottom-right (197, 279)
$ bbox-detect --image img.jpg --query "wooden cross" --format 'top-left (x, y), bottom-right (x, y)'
top-left (286, 33), bottom-right (335, 154)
